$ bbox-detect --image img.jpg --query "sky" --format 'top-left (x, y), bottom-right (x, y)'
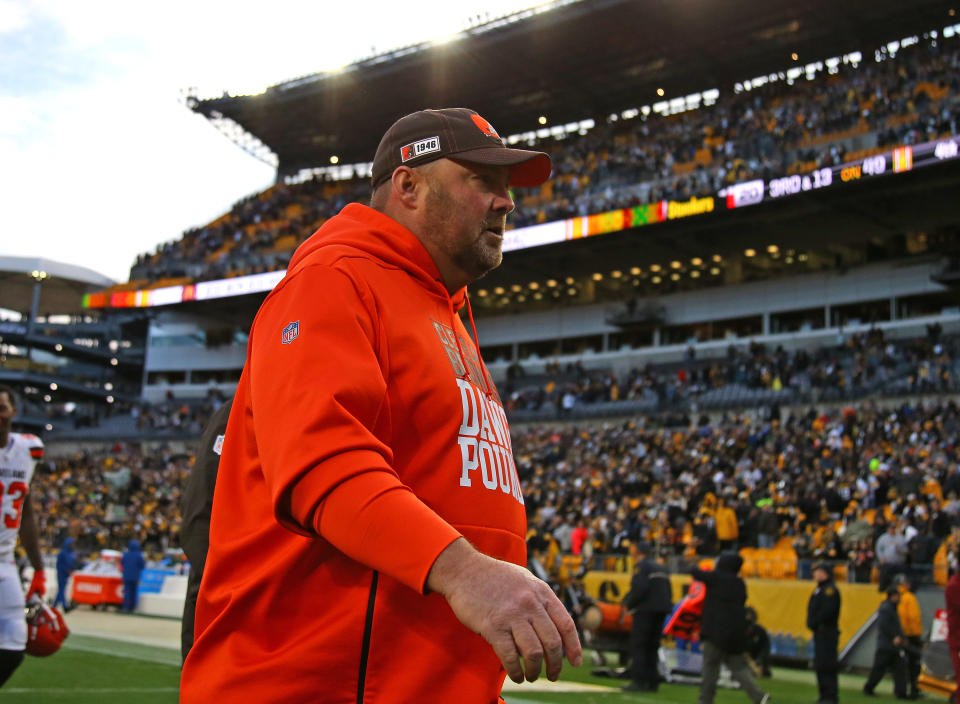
top-left (0, 0), bottom-right (545, 282)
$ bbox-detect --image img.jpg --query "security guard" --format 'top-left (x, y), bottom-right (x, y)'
top-left (807, 561), bottom-right (842, 704)
top-left (622, 542), bottom-right (673, 693)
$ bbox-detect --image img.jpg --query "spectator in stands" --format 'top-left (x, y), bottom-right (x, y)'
top-left (850, 538), bottom-right (877, 584)
top-left (715, 497), bottom-right (739, 551)
top-left (756, 503), bottom-right (779, 549)
top-left (120, 539), bottom-right (145, 613)
top-left (877, 523), bottom-right (909, 591)
top-left (571, 520), bottom-right (589, 556)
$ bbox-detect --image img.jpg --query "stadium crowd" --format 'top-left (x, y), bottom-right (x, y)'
top-left (520, 396), bottom-right (960, 590)
top-left (128, 34), bottom-right (959, 284)
top-left (506, 329), bottom-right (959, 416)
top-left (25, 382), bottom-right (960, 593)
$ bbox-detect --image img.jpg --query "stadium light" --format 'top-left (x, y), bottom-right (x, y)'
top-left (611, 270), bottom-right (622, 278)
top-left (546, 279), bottom-right (558, 287)
top-left (533, 292), bottom-right (543, 300)
top-left (710, 267), bottom-right (721, 276)
top-left (49, 383), bottom-right (57, 391)
top-left (630, 267), bottom-right (641, 276)
top-left (670, 260), bottom-right (682, 269)
top-left (528, 281), bottom-right (539, 290)
top-left (592, 273), bottom-right (603, 281)
top-left (744, 248), bottom-right (756, 257)
top-left (565, 276), bottom-right (575, 285)
top-left (106, 396), bottom-right (115, 404)
top-left (104, 382), bottom-right (114, 391)
top-left (651, 276), bottom-right (662, 284)
top-left (54, 343), bottom-right (62, 351)
top-left (691, 270), bottom-right (701, 278)
top-left (712, 254), bottom-right (723, 263)
top-left (791, 52), bottom-right (799, 61)
top-left (476, 289), bottom-right (488, 297)
top-left (494, 286), bottom-right (505, 295)
top-left (44, 424), bottom-right (53, 431)
top-left (330, 156), bottom-right (340, 165)
top-left (43, 395), bottom-right (51, 402)
top-left (656, 88), bottom-right (665, 96)
top-left (650, 264), bottom-right (662, 273)
top-left (567, 287), bottom-right (577, 296)
top-left (517, 295), bottom-right (526, 303)
top-left (767, 244), bottom-right (780, 254)
top-left (670, 273), bottom-right (681, 281)
top-left (538, 116), bottom-right (547, 125)
top-left (510, 284), bottom-right (522, 292)
top-left (110, 357), bottom-right (119, 366)
top-left (691, 257), bottom-right (703, 267)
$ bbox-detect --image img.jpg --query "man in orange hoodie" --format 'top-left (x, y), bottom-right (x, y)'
top-left (180, 108), bottom-right (581, 703)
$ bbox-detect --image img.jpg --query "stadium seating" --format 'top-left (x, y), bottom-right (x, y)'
top-left (124, 33), bottom-right (960, 288)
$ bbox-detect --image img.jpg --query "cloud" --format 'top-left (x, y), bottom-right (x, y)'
top-left (0, 0), bottom-right (28, 34)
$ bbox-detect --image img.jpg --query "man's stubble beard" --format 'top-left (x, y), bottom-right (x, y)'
top-left (424, 179), bottom-right (503, 284)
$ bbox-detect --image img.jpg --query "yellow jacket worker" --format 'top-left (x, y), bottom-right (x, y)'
top-left (895, 574), bottom-right (924, 699)
top-left (715, 499), bottom-right (739, 547)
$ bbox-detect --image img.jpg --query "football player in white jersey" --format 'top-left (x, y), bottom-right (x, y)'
top-left (0, 384), bottom-right (46, 686)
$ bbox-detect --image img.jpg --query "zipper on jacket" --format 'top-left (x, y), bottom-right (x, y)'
top-left (356, 570), bottom-right (379, 703)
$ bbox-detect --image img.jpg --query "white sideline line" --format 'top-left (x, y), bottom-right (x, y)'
top-left (64, 640), bottom-right (181, 666)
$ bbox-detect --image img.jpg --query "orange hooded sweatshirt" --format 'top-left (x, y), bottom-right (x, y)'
top-left (180, 204), bottom-right (527, 703)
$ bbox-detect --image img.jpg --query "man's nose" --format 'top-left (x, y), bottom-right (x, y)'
top-left (493, 187), bottom-right (515, 215)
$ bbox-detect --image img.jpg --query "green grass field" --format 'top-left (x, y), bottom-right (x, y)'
top-left (4, 639), bottom-right (926, 704)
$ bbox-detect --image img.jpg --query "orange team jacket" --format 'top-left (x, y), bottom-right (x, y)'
top-left (180, 204), bottom-right (527, 703)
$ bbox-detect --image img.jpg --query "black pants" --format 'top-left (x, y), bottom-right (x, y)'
top-left (864, 648), bottom-right (907, 698)
top-left (630, 612), bottom-right (666, 689)
top-left (904, 636), bottom-right (923, 695)
top-left (814, 628), bottom-right (839, 703)
top-left (0, 649), bottom-right (24, 687)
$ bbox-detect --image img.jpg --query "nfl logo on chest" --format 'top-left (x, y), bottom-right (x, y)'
top-left (282, 321), bottom-right (299, 344)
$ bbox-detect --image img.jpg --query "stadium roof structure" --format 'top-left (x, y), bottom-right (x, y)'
top-left (188, 0), bottom-right (958, 177)
top-left (0, 256), bottom-right (115, 315)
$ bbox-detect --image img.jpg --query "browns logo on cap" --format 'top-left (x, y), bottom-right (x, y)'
top-left (371, 108), bottom-right (551, 189)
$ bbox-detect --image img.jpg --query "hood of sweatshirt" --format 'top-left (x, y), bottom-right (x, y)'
top-left (716, 551), bottom-right (743, 574)
top-left (288, 203), bottom-right (467, 312)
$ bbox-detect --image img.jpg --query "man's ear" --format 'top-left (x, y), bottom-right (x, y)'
top-left (390, 166), bottom-right (423, 210)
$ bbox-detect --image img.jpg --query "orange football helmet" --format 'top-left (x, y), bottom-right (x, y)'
top-left (25, 601), bottom-right (69, 657)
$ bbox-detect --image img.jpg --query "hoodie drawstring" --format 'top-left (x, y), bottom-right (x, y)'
top-left (444, 290), bottom-right (494, 399)
top-left (464, 293), bottom-right (495, 399)
top-left (445, 294), bottom-right (472, 383)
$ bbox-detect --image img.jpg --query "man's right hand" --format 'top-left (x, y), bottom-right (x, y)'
top-left (427, 538), bottom-right (583, 684)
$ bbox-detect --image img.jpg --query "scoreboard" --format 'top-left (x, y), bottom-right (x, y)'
top-left (764, 138), bottom-right (958, 201)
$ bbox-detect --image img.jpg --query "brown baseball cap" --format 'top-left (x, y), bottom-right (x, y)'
top-left (370, 108), bottom-right (552, 189)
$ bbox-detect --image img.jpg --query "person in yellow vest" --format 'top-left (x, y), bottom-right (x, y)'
top-left (894, 574), bottom-right (924, 699)
top-left (715, 497), bottom-right (739, 551)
